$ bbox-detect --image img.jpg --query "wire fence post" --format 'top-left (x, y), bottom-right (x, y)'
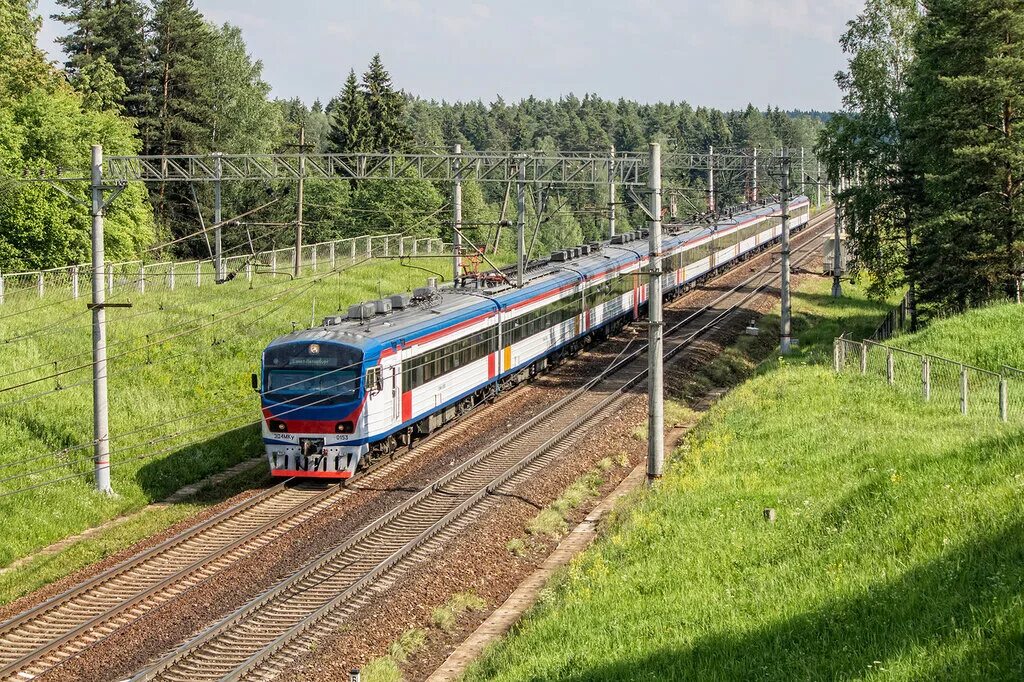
top-left (246, 261), bottom-right (252, 282)
top-left (271, 251), bottom-right (277, 277)
top-left (0, 271), bottom-right (5, 305)
top-left (106, 263), bottom-right (113, 294)
top-left (350, 239), bottom-right (356, 262)
top-left (999, 377), bottom-right (1008, 422)
top-left (833, 339), bottom-right (841, 372)
top-left (860, 343), bottom-right (868, 375)
top-left (366, 236), bottom-right (372, 259)
top-left (37, 272), bottom-right (44, 298)
top-left (330, 242), bottom-right (336, 268)
top-left (72, 265), bottom-right (79, 299)
top-left (960, 366), bottom-right (969, 415)
top-left (311, 246), bottom-right (317, 272)
top-left (886, 349), bottom-right (895, 385)
top-left (922, 356), bottom-right (931, 401)
top-left (137, 263), bottom-right (145, 293)
top-left (196, 261), bottom-right (202, 287)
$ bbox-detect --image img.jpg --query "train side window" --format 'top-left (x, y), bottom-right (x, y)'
top-left (366, 366), bottom-right (382, 395)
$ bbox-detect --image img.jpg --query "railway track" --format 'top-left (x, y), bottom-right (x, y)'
top-left (126, 210), bottom-right (835, 682)
top-left (0, 209), bottom-right (832, 681)
top-left (0, 405), bottom-right (499, 682)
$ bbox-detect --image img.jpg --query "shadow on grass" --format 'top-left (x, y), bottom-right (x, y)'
top-left (553, 517), bottom-right (1024, 681)
top-left (135, 423), bottom-right (263, 501)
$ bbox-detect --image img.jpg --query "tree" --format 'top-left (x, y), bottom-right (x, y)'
top-left (361, 54), bottom-right (409, 151)
top-left (817, 0), bottom-right (921, 321)
top-left (327, 69), bottom-right (368, 153)
top-left (0, 0), bottom-right (154, 270)
top-left (145, 0), bottom-right (214, 156)
top-left (205, 22), bottom-right (280, 152)
top-left (52, 0), bottom-right (149, 118)
top-left (908, 0), bottom-right (1024, 307)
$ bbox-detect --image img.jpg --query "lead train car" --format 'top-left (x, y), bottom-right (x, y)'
top-left (259, 197), bottom-right (812, 478)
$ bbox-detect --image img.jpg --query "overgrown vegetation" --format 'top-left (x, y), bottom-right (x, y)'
top-left (819, 0), bottom-right (1024, 319)
top-left (466, 278), bottom-right (1024, 680)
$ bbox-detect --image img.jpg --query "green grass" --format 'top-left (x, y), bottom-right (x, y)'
top-left (360, 656), bottom-right (403, 682)
top-left (0, 257), bottom-right (458, 572)
top-left (433, 591), bottom-right (488, 633)
top-left (888, 303), bottom-right (1024, 371)
top-left (464, 279), bottom-right (1024, 681)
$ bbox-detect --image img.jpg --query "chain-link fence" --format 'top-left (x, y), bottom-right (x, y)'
top-left (871, 292), bottom-right (912, 341)
top-left (0, 233), bottom-right (449, 304)
top-left (835, 337), bottom-right (1019, 422)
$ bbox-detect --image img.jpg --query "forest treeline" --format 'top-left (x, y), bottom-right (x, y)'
top-left (819, 0), bottom-right (1023, 319)
top-left (1, 0), bottom-right (823, 272)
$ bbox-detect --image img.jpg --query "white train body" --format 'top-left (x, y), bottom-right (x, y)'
top-left (259, 199), bottom-right (811, 478)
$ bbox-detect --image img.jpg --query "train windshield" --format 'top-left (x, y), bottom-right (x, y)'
top-left (263, 342), bottom-right (363, 406)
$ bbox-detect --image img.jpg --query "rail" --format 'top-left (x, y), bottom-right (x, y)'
top-left (834, 337), bottom-right (1020, 422)
top-left (0, 234), bottom-right (449, 305)
top-left (131, 209), bottom-right (836, 681)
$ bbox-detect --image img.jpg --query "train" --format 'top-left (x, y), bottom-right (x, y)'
top-left (256, 196), bottom-right (811, 478)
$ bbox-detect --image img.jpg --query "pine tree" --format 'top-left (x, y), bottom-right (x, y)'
top-left (327, 68), bottom-right (369, 153)
top-left (145, 0), bottom-right (213, 156)
top-left (360, 54), bottom-right (409, 151)
top-left (51, 0), bottom-right (149, 117)
top-left (908, 0), bottom-right (1024, 307)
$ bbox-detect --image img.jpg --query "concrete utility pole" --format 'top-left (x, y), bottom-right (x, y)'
top-left (816, 159), bottom-right (822, 207)
top-left (647, 142), bottom-right (664, 485)
top-left (832, 176), bottom-right (844, 298)
top-left (707, 144), bottom-right (715, 212)
top-left (752, 147), bottom-right (758, 202)
top-left (453, 144), bottom-right (463, 283)
top-left (294, 125), bottom-right (306, 277)
top-left (90, 145), bottom-right (112, 495)
top-left (213, 152), bottom-right (223, 281)
top-left (800, 146), bottom-right (806, 197)
top-left (608, 146), bottom-right (616, 238)
top-left (780, 150), bottom-right (793, 355)
top-left (516, 156), bottom-right (526, 287)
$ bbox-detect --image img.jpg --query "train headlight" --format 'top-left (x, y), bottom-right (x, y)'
top-left (269, 419), bottom-right (288, 433)
top-left (335, 421), bottom-right (355, 434)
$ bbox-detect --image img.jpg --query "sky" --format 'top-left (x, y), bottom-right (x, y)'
top-left (33, 0), bottom-right (862, 112)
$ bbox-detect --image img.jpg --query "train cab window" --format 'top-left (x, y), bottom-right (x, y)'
top-left (263, 342), bottom-right (362, 406)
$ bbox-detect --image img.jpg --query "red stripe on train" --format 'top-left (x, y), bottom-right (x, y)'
top-left (402, 390), bottom-right (412, 422)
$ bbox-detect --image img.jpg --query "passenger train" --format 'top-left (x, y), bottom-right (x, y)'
top-left (256, 196), bottom-right (812, 478)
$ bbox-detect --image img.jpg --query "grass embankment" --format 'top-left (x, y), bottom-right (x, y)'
top-left (466, 280), bottom-right (1024, 681)
top-left (0, 256), bottom-right (456, 597)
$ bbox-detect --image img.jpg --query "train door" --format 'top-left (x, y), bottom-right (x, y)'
top-left (390, 364), bottom-right (400, 422)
